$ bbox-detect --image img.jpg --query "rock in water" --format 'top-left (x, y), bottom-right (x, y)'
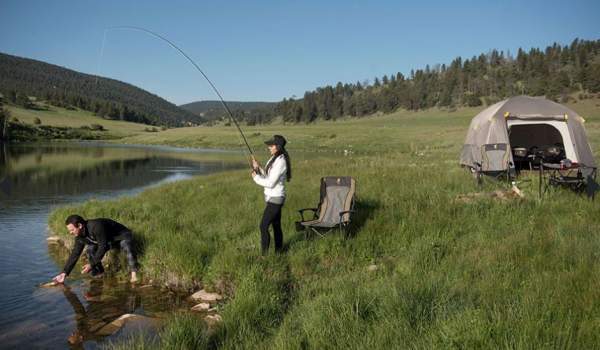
top-left (190, 289), bottom-right (223, 303)
top-left (46, 236), bottom-right (63, 245)
top-left (95, 313), bottom-right (157, 336)
top-left (191, 303), bottom-right (211, 312)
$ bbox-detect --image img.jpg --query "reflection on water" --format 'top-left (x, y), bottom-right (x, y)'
top-left (0, 142), bottom-right (243, 349)
top-left (0, 142), bottom-right (243, 201)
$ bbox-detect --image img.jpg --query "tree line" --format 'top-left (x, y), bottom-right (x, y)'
top-left (276, 38), bottom-right (600, 123)
top-left (0, 53), bottom-right (203, 127)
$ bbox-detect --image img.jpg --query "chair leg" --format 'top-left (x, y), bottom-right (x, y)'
top-left (538, 164), bottom-right (543, 199)
top-left (313, 228), bottom-right (324, 238)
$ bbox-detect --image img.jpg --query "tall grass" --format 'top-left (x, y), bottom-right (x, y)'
top-left (50, 100), bottom-right (600, 349)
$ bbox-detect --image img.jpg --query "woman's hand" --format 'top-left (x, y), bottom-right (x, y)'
top-left (251, 156), bottom-right (259, 170)
top-left (251, 170), bottom-right (257, 177)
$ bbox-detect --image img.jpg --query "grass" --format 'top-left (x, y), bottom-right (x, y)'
top-left (6, 103), bottom-right (153, 138)
top-left (47, 97), bottom-right (600, 349)
top-left (115, 97), bottom-right (600, 154)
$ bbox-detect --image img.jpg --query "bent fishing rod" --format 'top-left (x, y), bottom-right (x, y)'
top-left (101, 26), bottom-right (256, 161)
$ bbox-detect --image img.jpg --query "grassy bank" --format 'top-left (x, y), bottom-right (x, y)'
top-left (116, 97), bottom-right (600, 153)
top-left (5, 103), bottom-right (155, 140)
top-left (48, 100), bottom-right (600, 349)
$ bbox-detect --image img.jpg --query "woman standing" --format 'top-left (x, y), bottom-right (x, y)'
top-left (251, 135), bottom-right (291, 254)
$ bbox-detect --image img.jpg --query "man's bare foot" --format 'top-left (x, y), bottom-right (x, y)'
top-left (130, 271), bottom-right (138, 283)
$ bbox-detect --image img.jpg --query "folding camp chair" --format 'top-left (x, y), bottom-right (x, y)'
top-left (474, 143), bottom-right (512, 185)
top-left (295, 176), bottom-right (356, 238)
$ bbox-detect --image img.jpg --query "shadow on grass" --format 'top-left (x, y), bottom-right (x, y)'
top-left (346, 198), bottom-right (379, 238)
top-left (282, 198), bottom-right (380, 251)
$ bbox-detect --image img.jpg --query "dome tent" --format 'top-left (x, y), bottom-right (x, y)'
top-left (460, 95), bottom-right (596, 174)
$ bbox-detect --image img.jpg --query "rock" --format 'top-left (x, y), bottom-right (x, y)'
top-left (191, 303), bottom-right (211, 312)
top-left (510, 184), bottom-right (524, 198)
top-left (367, 264), bottom-right (378, 272)
top-left (191, 289), bottom-right (222, 303)
top-left (46, 236), bottom-right (63, 245)
top-left (204, 314), bottom-right (222, 326)
top-left (95, 313), bottom-right (157, 336)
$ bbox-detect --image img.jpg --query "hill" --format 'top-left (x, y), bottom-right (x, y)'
top-left (0, 52), bottom-right (203, 127)
top-left (180, 100), bottom-right (277, 124)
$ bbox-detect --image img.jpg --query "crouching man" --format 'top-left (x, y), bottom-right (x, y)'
top-left (52, 215), bottom-right (139, 283)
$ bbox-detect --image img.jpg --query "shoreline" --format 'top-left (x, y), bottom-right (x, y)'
top-left (41, 103), bottom-right (600, 348)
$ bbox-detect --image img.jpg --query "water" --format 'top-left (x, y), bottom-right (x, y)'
top-left (0, 142), bottom-right (244, 349)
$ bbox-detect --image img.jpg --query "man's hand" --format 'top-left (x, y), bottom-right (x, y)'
top-left (52, 272), bottom-right (66, 284)
top-left (81, 264), bottom-right (92, 274)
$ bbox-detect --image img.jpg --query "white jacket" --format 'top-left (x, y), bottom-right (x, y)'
top-left (253, 154), bottom-right (287, 199)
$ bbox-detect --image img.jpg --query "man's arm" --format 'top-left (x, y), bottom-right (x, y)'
top-left (62, 238), bottom-right (85, 276)
top-left (88, 223), bottom-right (109, 266)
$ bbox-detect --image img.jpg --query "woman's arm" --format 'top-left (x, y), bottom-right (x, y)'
top-left (253, 156), bottom-right (286, 188)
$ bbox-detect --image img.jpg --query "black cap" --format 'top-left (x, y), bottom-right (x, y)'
top-left (264, 135), bottom-right (287, 147)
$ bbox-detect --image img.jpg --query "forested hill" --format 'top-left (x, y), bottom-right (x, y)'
top-left (277, 38), bottom-right (600, 123)
top-left (180, 100), bottom-right (277, 124)
top-left (0, 52), bottom-right (203, 126)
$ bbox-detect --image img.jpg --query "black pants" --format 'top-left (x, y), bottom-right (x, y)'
top-left (86, 231), bottom-right (138, 273)
top-left (260, 202), bottom-right (284, 254)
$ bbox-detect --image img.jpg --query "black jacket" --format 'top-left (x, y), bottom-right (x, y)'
top-left (62, 218), bottom-right (131, 275)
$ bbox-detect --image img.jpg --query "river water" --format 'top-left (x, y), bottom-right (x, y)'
top-left (0, 142), bottom-right (244, 349)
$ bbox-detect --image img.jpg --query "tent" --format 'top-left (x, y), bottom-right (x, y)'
top-left (460, 95), bottom-right (596, 174)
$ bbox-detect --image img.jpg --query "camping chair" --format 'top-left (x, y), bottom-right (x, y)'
top-left (539, 162), bottom-right (598, 199)
top-left (295, 176), bottom-right (356, 238)
top-left (474, 143), bottom-right (512, 185)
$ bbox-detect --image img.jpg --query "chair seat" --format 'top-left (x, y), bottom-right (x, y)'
top-left (299, 219), bottom-right (339, 228)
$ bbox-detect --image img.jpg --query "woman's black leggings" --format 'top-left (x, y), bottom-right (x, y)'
top-left (260, 202), bottom-right (284, 253)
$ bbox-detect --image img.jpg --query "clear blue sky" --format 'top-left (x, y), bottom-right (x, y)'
top-left (1, 0), bottom-right (599, 105)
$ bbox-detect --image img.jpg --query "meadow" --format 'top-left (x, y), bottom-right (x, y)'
top-left (47, 98), bottom-right (600, 349)
top-left (6, 103), bottom-right (152, 138)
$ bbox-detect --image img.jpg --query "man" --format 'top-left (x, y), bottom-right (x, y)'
top-left (53, 215), bottom-right (139, 283)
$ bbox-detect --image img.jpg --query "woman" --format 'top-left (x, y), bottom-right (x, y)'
top-left (251, 135), bottom-right (291, 254)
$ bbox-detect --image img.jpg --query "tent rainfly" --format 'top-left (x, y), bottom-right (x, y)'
top-left (460, 95), bottom-right (596, 173)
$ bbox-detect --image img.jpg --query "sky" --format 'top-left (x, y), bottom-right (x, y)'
top-left (1, 0), bottom-right (599, 105)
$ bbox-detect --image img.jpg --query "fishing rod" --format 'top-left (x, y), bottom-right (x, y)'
top-left (100, 26), bottom-right (256, 159)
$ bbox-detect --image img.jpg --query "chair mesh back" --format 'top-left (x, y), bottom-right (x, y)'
top-left (481, 143), bottom-right (509, 172)
top-left (320, 186), bottom-right (350, 225)
top-left (316, 177), bottom-right (355, 225)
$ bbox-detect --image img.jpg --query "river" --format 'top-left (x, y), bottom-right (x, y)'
top-left (0, 142), bottom-right (244, 349)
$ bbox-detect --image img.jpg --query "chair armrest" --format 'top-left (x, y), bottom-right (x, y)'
top-left (298, 208), bottom-right (318, 221)
top-left (338, 210), bottom-right (355, 223)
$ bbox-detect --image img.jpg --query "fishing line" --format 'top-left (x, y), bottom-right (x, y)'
top-left (99, 25), bottom-right (255, 158)
top-left (95, 29), bottom-right (108, 86)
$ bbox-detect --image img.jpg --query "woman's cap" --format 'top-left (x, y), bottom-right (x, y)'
top-left (265, 135), bottom-right (286, 147)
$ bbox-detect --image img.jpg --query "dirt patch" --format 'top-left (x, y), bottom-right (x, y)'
top-left (455, 185), bottom-right (524, 204)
